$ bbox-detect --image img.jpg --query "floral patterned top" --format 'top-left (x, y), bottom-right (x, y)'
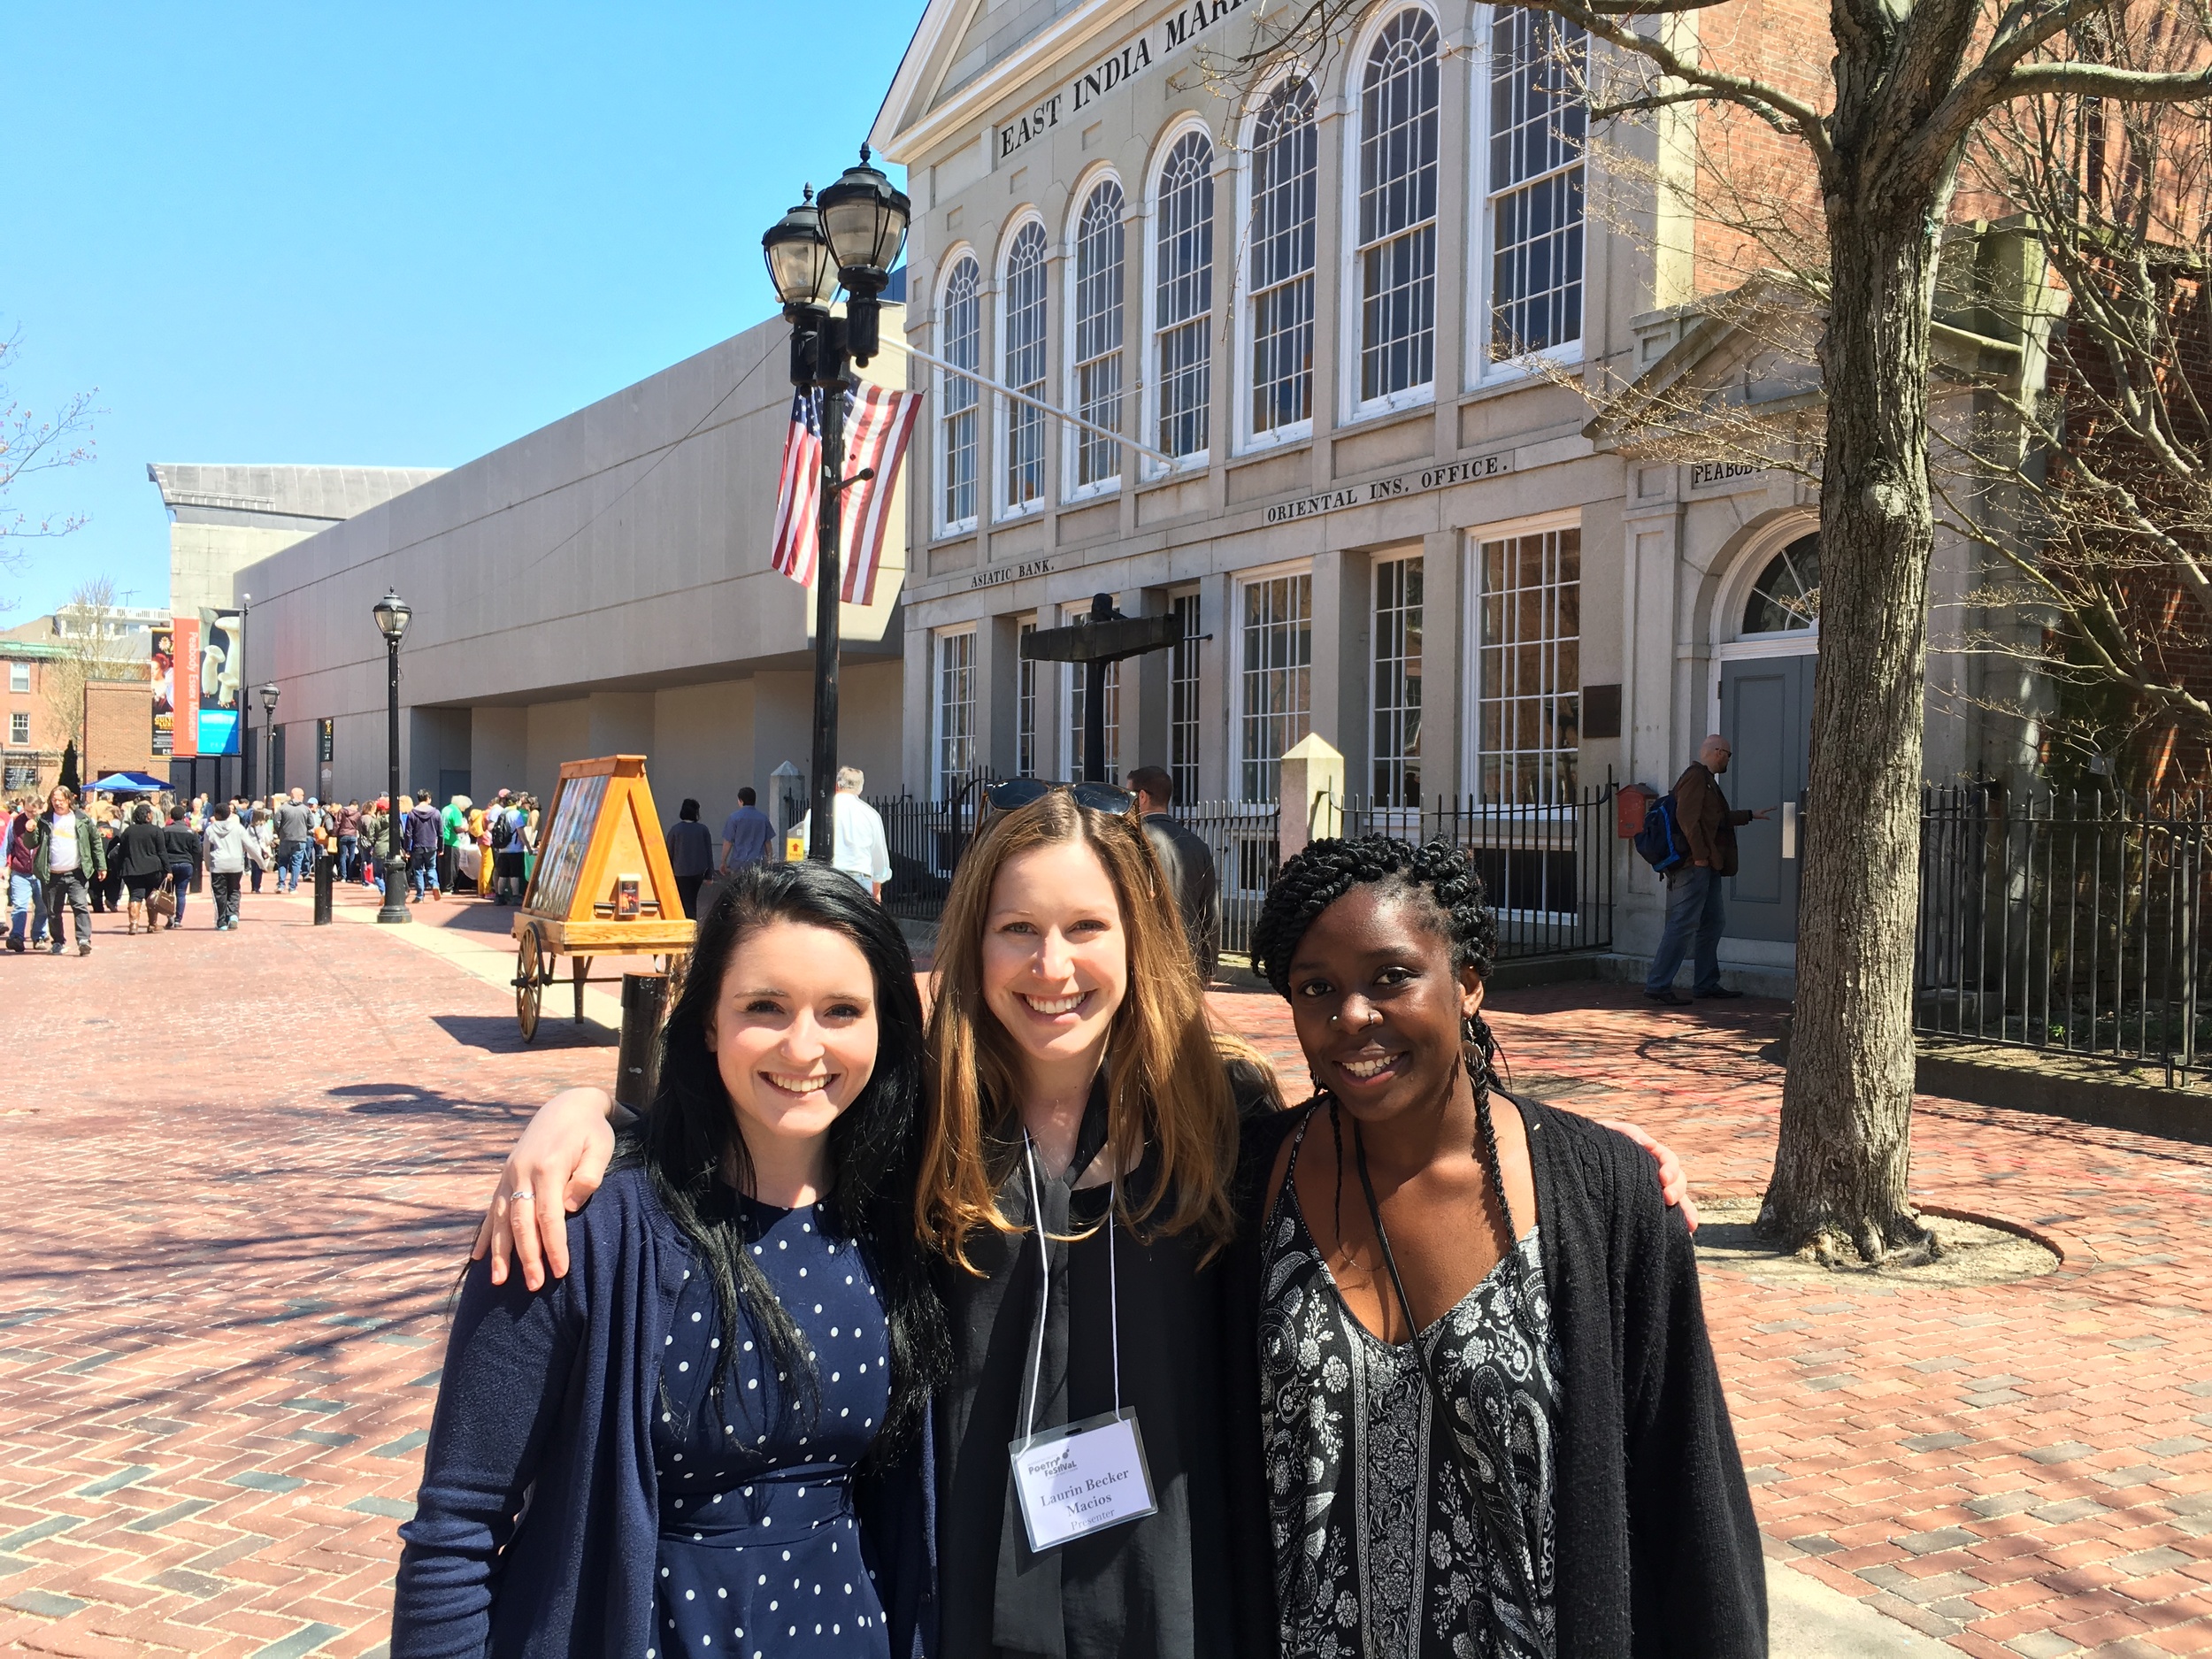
top-left (1258, 1107), bottom-right (1561, 1659)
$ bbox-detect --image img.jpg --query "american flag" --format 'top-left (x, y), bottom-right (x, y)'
top-left (770, 382), bottom-right (922, 606)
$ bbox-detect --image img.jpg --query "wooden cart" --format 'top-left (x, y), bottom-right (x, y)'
top-left (511, 755), bottom-right (695, 1041)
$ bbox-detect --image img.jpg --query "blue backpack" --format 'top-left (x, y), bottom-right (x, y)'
top-left (1634, 791), bottom-right (1686, 873)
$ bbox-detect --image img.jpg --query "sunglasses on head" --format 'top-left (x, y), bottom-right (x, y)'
top-left (983, 779), bottom-right (1137, 816)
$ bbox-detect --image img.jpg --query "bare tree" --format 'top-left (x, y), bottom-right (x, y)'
top-left (1225, 0), bottom-right (2212, 1262)
top-left (42, 577), bottom-right (145, 755)
top-left (0, 329), bottom-right (96, 578)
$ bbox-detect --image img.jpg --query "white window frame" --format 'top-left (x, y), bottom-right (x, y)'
top-left (932, 624), bottom-right (979, 802)
top-left (1059, 599), bottom-right (1123, 781)
top-left (1462, 511), bottom-right (1583, 804)
top-left (1142, 119), bottom-right (1217, 477)
top-left (1018, 618), bottom-right (1040, 778)
top-left (936, 250), bottom-right (984, 536)
top-left (996, 214), bottom-right (1052, 521)
top-left (1340, 4), bottom-right (1442, 426)
top-left (1230, 557), bottom-right (1315, 803)
top-left (7, 662), bottom-right (28, 694)
top-left (1466, 6), bottom-right (1589, 389)
top-left (1235, 70), bottom-right (1321, 456)
top-left (1169, 587), bottom-right (1203, 806)
top-left (8, 711), bottom-right (28, 746)
top-left (1063, 172), bottom-right (1127, 502)
top-left (1371, 554), bottom-right (1425, 810)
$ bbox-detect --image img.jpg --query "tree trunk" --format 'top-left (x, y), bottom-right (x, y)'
top-left (1763, 185), bottom-right (1948, 1263)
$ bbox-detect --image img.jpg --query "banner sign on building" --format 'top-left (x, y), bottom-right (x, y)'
top-left (168, 619), bottom-right (204, 761)
top-left (196, 609), bottom-right (243, 757)
top-left (151, 626), bottom-right (176, 757)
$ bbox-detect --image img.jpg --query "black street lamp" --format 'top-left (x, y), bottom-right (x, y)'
top-left (762, 147), bottom-right (910, 862)
top-left (238, 593), bottom-right (252, 802)
top-left (258, 682), bottom-right (280, 797)
top-left (373, 590), bottom-right (411, 925)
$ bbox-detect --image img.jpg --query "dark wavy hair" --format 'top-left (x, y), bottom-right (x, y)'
top-left (636, 861), bottom-right (949, 1457)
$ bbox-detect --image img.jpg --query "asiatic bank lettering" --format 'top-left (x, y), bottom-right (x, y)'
top-left (995, 0), bottom-right (1255, 162)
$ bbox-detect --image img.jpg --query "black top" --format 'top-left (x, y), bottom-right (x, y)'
top-left (161, 824), bottom-right (202, 872)
top-left (1228, 1094), bottom-right (1767, 1659)
top-left (933, 1069), bottom-right (1275, 1659)
top-left (115, 821), bottom-right (170, 881)
top-left (1139, 815), bottom-right (1221, 983)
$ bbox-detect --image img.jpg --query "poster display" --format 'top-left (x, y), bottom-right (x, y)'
top-left (529, 772), bottom-right (607, 922)
top-left (151, 627), bottom-right (176, 757)
top-left (196, 609), bottom-right (242, 757)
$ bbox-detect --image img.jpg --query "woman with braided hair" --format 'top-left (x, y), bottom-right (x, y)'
top-left (1233, 834), bottom-right (1764, 1658)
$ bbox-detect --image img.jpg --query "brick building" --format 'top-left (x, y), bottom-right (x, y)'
top-left (0, 641), bottom-right (68, 801)
top-left (81, 680), bottom-right (164, 789)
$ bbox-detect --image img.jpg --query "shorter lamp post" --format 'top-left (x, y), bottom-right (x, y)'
top-left (373, 590), bottom-right (411, 925)
top-left (761, 147), bottom-right (910, 862)
top-left (258, 683), bottom-right (281, 798)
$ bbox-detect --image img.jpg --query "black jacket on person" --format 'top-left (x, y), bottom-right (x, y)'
top-left (114, 821), bottom-right (171, 883)
top-left (161, 824), bottom-right (203, 878)
top-left (1225, 1092), bottom-right (1767, 1659)
top-left (1140, 813), bottom-right (1221, 984)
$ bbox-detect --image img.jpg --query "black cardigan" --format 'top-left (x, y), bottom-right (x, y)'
top-left (1223, 1092), bottom-right (1768, 1659)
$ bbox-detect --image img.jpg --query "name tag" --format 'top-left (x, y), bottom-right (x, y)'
top-left (1008, 1407), bottom-right (1158, 1552)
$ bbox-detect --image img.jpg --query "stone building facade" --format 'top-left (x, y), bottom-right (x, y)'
top-left (871, 0), bottom-right (2028, 977)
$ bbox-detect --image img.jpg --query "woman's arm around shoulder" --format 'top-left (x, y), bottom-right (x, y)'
top-left (389, 1183), bottom-right (618, 1658)
top-left (1536, 1106), bottom-right (1766, 1657)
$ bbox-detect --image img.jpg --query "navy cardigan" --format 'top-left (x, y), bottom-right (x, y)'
top-left (391, 1165), bottom-right (936, 1658)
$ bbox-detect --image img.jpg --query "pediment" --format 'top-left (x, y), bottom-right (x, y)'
top-left (872, 0), bottom-right (1148, 163)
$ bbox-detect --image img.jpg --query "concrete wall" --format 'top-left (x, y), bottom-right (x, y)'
top-left (235, 310), bottom-right (917, 823)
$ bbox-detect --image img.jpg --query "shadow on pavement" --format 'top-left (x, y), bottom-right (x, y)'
top-left (429, 1013), bottom-right (618, 1053)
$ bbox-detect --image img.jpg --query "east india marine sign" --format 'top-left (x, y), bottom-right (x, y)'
top-left (996, 0), bottom-right (1258, 161)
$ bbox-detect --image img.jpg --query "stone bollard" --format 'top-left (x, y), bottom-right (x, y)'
top-left (1278, 733), bottom-right (1346, 864)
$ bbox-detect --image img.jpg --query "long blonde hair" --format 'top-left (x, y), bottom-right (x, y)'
top-left (917, 791), bottom-right (1238, 1271)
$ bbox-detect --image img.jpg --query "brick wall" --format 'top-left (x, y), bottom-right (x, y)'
top-left (1, 650), bottom-right (68, 801)
top-left (1687, 0), bottom-right (1831, 296)
top-left (82, 680), bottom-right (165, 786)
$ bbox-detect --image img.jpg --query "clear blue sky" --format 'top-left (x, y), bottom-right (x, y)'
top-left (2, 2), bottom-right (920, 623)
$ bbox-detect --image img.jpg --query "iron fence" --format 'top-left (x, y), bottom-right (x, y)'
top-left (1341, 784), bottom-right (1617, 959)
top-left (1179, 801), bottom-right (1283, 960)
top-left (868, 778), bottom-right (992, 922)
top-left (1916, 785), bottom-right (2208, 1071)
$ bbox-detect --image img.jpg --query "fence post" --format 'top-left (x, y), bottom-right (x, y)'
top-left (1278, 735), bottom-right (1345, 865)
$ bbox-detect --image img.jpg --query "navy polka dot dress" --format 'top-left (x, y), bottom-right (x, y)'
top-left (649, 1194), bottom-right (892, 1659)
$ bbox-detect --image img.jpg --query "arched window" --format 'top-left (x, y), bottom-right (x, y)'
top-left (1071, 180), bottom-right (1125, 489)
top-left (1248, 78), bottom-right (1317, 438)
top-left (938, 257), bottom-right (981, 529)
top-left (1356, 10), bottom-right (1440, 404)
top-left (1002, 222), bottom-right (1049, 511)
top-left (1742, 534), bottom-right (1820, 634)
top-left (1487, 8), bottom-right (1587, 359)
top-left (1154, 130), bottom-right (1215, 459)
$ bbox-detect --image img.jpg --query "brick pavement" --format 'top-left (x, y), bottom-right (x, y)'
top-left (0, 883), bottom-right (2207, 1655)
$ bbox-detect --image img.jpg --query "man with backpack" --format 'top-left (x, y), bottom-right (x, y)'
top-left (1642, 733), bottom-right (1772, 1005)
top-left (488, 790), bottom-right (526, 903)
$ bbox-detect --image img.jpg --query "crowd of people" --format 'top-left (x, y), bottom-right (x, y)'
top-left (0, 781), bottom-right (554, 950)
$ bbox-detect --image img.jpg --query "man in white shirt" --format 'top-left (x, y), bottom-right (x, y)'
top-left (790, 766), bottom-right (893, 900)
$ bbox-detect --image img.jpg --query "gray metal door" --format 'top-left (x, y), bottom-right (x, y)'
top-left (1718, 652), bottom-right (1815, 943)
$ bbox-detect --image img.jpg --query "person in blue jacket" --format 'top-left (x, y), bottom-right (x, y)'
top-left (392, 861), bottom-right (950, 1658)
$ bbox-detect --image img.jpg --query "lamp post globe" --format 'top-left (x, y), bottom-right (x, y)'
top-left (816, 147), bottom-right (910, 283)
top-left (762, 191), bottom-right (840, 313)
top-left (373, 589), bottom-right (411, 924)
top-left (258, 682), bottom-right (280, 715)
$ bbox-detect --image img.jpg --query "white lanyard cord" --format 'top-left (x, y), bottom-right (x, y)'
top-left (1019, 1131), bottom-right (1120, 1443)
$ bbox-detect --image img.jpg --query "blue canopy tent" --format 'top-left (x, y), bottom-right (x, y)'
top-left (85, 772), bottom-right (170, 795)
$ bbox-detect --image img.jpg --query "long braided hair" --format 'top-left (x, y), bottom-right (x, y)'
top-left (1248, 834), bottom-right (1541, 1639)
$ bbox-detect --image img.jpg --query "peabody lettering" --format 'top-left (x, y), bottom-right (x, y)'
top-left (1690, 460), bottom-right (1763, 490)
top-left (1261, 454), bottom-right (1512, 526)
top-left (996, 0), bottom-right (1247, 161)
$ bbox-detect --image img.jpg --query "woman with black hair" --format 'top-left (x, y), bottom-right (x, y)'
top-left (113, 803), bottom-right (170, 937)
top-left (392, 861), bottom-right (949, 1658)
top-left (1237, 835), bottom-right (1764, 1658)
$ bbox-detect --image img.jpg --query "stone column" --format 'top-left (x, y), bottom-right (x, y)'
top-left (1308, 549), bottom-right (1372, 798)
top-left (1420, 528), bottom-right (1465, 800)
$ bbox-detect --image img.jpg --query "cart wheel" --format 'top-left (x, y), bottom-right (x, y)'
top-left (572, 955), bottom-right (588, 1024)
top-left (516, 930), bottom-right (544, 1042)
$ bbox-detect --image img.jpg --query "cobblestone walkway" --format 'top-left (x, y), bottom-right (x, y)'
top-left (0, 887), bottom-right (2206, 1655)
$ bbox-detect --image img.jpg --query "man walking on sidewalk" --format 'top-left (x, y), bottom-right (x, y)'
top-left (32, 785), bottom-right (103, 956)
top-left (1645, 733), bottom-right (1772, 1005)
top-left (274, 788), bottom-right (315, 893)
